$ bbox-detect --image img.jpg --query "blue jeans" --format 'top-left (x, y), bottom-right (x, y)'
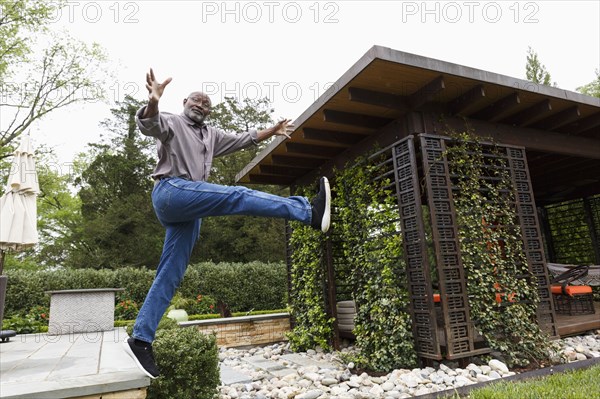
top-left (132, 177), bottom-right (312, 343)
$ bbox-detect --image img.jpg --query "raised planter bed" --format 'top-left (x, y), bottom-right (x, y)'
top-left (180, 313), bottom-right (290, 347)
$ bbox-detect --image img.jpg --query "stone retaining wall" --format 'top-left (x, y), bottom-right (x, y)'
top-left (180, 313), bottom-right (291, 347)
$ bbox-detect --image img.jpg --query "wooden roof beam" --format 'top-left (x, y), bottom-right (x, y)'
top-left (573, 112), bottom-right (600, 134)
top-left (285, 142), bottom-right (342, 158)
top-left (430, 113), bottom-right (600, 159)
top-left (259, 165), bottom-right (311, 177)
top-left (323, 109), bottom-right (394, 129)
top-left (408, 75), bottom-right (445, 109)
top-left (500, 99), bottom-right (552, 126)
top-left (271, 155), bottom-right (325, 168)
top-left (302, 128), bottom-right (367, 146)
top-left (578, 126), bottom-right (600, 137)
top-left (471, 92), bottom-right (520, 121)
top-left (348, 87), bottom-right (408, 111)
top-left (528, 106), bottom-right (580, 130)
top-left (248, 174), bottom-right (293, 185)
top-left (448, 85), bottom-right (486, 115)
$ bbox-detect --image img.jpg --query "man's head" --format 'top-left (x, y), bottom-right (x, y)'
top-left (183, 91), bottom-right (212, 124)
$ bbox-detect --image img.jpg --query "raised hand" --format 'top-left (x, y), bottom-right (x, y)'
top-left (146, 68), bottom-right (172, 104)
top-left (272, 119), bottom-right (294, 139)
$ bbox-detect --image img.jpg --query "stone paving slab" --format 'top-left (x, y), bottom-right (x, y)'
top-left (241, 354), bottom-right (286, 371)
top-left (220, 365), bottom-right (253, 385)
top-left (281, 353), bottom-right (340, 369)
top-left (0, 371), bottom-right (148, 399)
top-left (0, 329), bottom-right (149, 399)
top-left (269, 368), bottom-right (299, 378)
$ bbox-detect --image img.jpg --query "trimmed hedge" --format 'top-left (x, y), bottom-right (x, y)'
top-left (149, 326), bottom-right (220, 399)
top-left (4, 262), bottom-right (287, 316)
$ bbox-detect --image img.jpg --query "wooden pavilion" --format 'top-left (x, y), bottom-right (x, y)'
top-left (236, 46), bottom-right (600, 362)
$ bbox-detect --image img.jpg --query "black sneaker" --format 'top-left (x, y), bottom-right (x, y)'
top-left (311, 176), bottom-right (331, 233)
top-left (123, 337), bottom-right (160, 379)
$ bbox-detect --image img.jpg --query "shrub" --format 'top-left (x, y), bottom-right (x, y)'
top-left (114, 299), bottom-right (139, 320)
top-left (182, 262), bottom-right (287, 312)
top-left (1, 305), bottom-right (49, 334)
top-left (185, 293), bottom-right (217, 315)
top-left (4, 262), bottom-right (287, 316)
top-left (147, 327), bottom-right (220, 399)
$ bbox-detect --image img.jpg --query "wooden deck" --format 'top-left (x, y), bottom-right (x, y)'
top-left (555, 301), bottom-right (600, 337)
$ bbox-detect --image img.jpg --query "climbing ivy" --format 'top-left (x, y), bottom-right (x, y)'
top-left (286, 185), bottom-right (333, 352)
top-left (334, 157), bottom-right (416, 372)
top-left (446, 130), bottom-right (556, 367)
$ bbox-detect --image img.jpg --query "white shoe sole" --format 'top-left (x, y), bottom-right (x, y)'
top-left (122, 340), bottom-right (159, 379)
top-left (321, 177), bottom-right (331, 233)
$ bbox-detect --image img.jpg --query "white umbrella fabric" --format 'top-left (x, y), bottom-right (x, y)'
top-left (0, 134), bottom-right (39, 273)
top-left (0, 135), bottom-right (39, 341)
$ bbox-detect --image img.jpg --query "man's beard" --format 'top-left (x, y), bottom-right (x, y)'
top-left (184, 108), bottom-right (206, 124)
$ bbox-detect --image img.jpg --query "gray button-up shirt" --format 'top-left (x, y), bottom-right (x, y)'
top-left (136, 106), bottom-right (258, 182)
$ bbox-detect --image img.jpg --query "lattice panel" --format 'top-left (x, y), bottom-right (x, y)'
top-left (544, 196), bottom-right (600, 265)
top-left (506, 147), bottom-right (558, 337)
top-left (392, 136), bottom-right (441, 360)
top-left (589, 196), bottom-right (600, 263)
top-left (419, 135), bottom-right (477, 359)
top-left (329, 223), bottom-right (354, 302)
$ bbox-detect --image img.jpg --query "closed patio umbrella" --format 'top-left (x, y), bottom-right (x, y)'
top-left (0, 134), bottom-right (39, 341)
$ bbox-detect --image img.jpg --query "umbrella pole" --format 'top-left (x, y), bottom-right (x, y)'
top-left (0, 249), bottom-right (4, 275)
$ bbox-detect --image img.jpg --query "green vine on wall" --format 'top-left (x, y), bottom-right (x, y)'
top-left (287, 157), bottom-right (417, 371)
top-left (447, 130), bottom-right (556, 367)
top-left (334, 157), bottom-right (416, 372)
top-left (286, 185), bottom-right (334, 352)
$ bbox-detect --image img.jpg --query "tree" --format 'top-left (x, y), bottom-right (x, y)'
top-left (192, 97), bottom-right (288, 263)
top-left (0, 0), bottom-right (57, 82)
top-left (33, 147), bottom-right (83, 267)
top-left (207, 97), bottom-right (274, 185)
top-left (525, 46), bottom-right (555, 86)
top-left (1, 1), bottom-right (110, 160)
top-left (577, 70), bottom-right (600, 98)
top-left (68, 96), bottom-right (163, 269)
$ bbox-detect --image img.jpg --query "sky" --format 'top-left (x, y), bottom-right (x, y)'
top-left (5, 0), bottom-right (600, 171)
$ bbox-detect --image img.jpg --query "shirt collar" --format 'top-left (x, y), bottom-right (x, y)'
top-left (180, 112), bottom-right (206, 128)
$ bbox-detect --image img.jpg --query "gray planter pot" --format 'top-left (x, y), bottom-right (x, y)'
top-left (0, 275), bottom-right (16, 341)
top-left (0, 275), bottom-right (7, 325)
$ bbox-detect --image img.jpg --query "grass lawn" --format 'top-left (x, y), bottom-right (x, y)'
top-left (455, 364), bottom-right (600, 399)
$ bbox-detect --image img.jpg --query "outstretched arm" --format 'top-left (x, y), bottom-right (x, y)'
top-left (256, 119), bottom-right (294, 142)
top-left (141, 68), bottom-right (172, 119)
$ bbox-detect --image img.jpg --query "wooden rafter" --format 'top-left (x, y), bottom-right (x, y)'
top-left (248, 174), bottom-right (292, 185)
top-left (302, 128), bottom-right (367, 146)
top-left (286, 142), bottom-right (342, 158)
top-left (429, 113), bottom-right (600, 159)
top-left (559, 112), bottom-right (600, 134)
top-left (448, 85), bottom-right (485, 115)
top-left (528, 106), bottom-right (580, 130)
top-left (348, 87), bottom-right (408, 110)
top-left (470, 92), bottom-right (520, 121)
top-left (271, 155), bottom-right (326, 168)
top-left (323, 109), bottom-right (393, 129)
top-left (500, 99), bottom-right (552, 126)
top-left (259, 164), bottom-right (311, 177)
top-left (408, 75), bottom-right (445, 109)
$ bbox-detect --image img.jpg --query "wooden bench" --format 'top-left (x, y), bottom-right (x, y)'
top-left (45, 288), bottom-right (124, 335)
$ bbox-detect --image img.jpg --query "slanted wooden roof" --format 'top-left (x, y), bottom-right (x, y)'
top-left (236, 46), bottom-right (600, 204)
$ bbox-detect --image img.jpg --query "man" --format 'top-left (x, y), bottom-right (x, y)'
top-left (123, 69), bottom-right (331, 378)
